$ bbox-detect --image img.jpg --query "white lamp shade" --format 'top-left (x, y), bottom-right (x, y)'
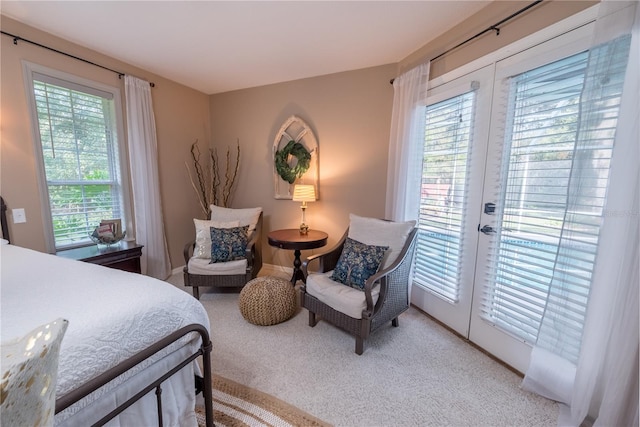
top-left (292, 185), bottom-right (316, 202)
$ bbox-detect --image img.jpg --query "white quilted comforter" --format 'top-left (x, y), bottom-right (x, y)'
top-left (0, 243), bottom-right (210, 425)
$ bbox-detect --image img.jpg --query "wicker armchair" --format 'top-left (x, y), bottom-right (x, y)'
top-left (184, 209), bottom-right (263, 299)
top-left (300, 215), bottom-right (417, 354)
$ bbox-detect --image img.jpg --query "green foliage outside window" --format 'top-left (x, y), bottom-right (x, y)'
top-left (33, 78), bottom-right (123, 248)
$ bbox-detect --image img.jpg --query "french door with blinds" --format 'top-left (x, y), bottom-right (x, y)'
top-left (411, 23), bottom-right (628, 372)
top-left (411, 65), bottom-right (492, 338)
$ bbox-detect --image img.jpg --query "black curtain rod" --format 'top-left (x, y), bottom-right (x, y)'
top-left (1, 30), bottom-right (155, 87)
top-left (390, 0), bottom-right (544, 84)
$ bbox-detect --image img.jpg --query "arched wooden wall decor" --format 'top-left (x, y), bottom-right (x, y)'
top-left (272, 115), bottom-right (319, 200)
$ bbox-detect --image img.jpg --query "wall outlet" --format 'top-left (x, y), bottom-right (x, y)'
top-left (12, 208), bottom-right (26, 224)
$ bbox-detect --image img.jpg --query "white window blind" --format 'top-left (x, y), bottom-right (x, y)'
top-left (32, 75), bottom-right (124, 249)
top-left (480, 41), bottom-right (629, 362)
top-left (414, 91), bottom-right (475, 302)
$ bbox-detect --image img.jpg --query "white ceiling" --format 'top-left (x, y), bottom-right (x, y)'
top-left (1, 1), bottom-right (490, 95)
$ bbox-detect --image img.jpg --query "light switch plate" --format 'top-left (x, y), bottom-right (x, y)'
top-left (12, 208), bottom-right (26, 224)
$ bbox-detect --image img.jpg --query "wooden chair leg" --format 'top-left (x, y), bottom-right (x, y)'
top-left (192, 286), bottom-right (200, 300)
top-left (308, 311), bottom-right (318, 327)
top-left (392, 317), bottom-right (399, 327)
top-left (355, 337), bottom-right (364, 355)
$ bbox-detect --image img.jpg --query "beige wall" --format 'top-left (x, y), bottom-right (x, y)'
top-left (209, 64), bottom-right (396, 267)
top-left (0, 16), bottom-right (210, 269)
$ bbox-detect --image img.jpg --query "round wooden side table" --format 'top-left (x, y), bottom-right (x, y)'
top-left (267, 229), bottom-right (328, 284)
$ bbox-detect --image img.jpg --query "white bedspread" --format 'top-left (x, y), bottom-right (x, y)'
top-left (0, 243), bottom-right (210, 424)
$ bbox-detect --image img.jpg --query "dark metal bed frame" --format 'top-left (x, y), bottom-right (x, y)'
top-left (55, 324), bottom-right (214, 427)
top-left (0, 196), bottom-right (214, 427)
top-left (0, 196), bottom-right (9, 244)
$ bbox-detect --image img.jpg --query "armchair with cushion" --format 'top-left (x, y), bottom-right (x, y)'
top-left (184, 206), bottom-right (263, 299)
top-left (300, 214), bottom-right (417, 354)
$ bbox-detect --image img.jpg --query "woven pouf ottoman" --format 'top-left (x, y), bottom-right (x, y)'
top-left (239, 277), bottom-right (297, 325)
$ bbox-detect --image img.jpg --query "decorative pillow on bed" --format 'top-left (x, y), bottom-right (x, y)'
top-left (193, 219), bottom-right (240, 259)
top-left (210, 225), bottom-right (249, 263)
top-left (331, 237), bottom-right (388, 290)
top-left (1, 318), bottom-right (68, 427)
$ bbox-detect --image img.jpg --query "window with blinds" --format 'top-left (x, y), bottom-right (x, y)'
top-left (414, 91), bottom-right (475, 302)
top-left (30, 73), bottom-right (125, 249)
top-left (480, 40), bottom-right (629, 362)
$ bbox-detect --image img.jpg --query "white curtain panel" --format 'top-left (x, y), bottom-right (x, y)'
top-left (124, 75), bottom-right (171, 279)
top-left (385, 62), bottom-right (429, 222)
top-left (523, 2), bottom-right (639, 425)
top-left (571, 2), bottom-right (639, 425)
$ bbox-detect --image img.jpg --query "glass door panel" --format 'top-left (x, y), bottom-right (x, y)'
top-left (467, 30), bottom-right (625, 372)
top-left (411, 66), bottom-right (492, 336)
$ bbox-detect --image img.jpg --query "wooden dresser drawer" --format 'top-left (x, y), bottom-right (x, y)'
top-left (56, 241), bottom-right (144, 274)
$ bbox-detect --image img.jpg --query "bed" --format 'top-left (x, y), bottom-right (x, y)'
top-left (0, 198), bottom-right (214, 426)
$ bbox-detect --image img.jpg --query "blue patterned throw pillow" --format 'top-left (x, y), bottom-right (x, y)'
top-left (331, 237), bottom-right (389, 290)
top-left (210, 225), bottom-right (249, 263)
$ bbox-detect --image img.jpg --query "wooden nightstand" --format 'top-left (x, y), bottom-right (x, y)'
top-left (56, 241), bottom-right (144, 273)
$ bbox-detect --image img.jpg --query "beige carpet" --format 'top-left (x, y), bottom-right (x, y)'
top-left (196, 374), bottom-right (330, 427)
top-left (169, 270), bottom-right (558, 426)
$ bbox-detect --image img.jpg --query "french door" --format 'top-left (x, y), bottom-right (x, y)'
top-left (411, 66), bottom-right (493, 338)
top-left (411, 23), bottom-right (615, 372)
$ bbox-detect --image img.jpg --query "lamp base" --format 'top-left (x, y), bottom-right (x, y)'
top-left (299, 223), bottom-right (309, 235)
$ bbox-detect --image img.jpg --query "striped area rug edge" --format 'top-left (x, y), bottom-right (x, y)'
top-left (196, 374), bottom-right (331, 427)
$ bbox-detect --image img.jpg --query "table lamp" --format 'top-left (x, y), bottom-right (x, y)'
top-left (292, 184), bottom-right (316, 235)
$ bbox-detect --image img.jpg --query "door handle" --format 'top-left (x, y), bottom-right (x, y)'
top-left (479, 225), bottom-right (496, 235)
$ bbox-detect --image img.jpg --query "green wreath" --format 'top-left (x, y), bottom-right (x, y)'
top-left (275, 140), bottom-right (311, 184)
